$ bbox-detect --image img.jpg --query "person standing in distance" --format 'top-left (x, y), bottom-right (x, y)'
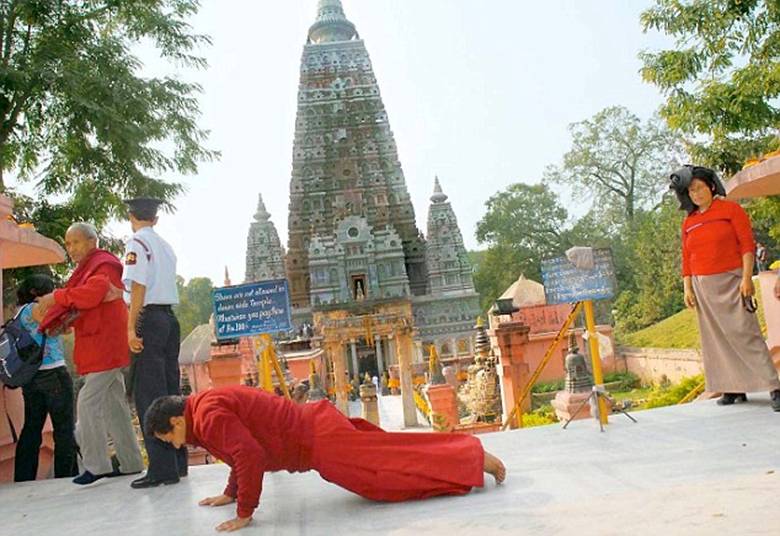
top-left (123, 197), bottom-right (187, 488)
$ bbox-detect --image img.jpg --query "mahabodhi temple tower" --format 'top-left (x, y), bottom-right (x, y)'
top-left (245, 0), bottom-right (480, 379)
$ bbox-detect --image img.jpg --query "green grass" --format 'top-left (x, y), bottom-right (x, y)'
top-left (610, 387), bottom-right (652, 402)
top-left (619, 308), bottom-right (702, 349)
top-left (620, 279), bottom-right (767, 349)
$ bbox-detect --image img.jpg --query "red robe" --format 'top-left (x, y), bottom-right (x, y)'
top-left (185, 386), bottom-right (484, 519)
top-left (40, 249), bottom-right (129, 375)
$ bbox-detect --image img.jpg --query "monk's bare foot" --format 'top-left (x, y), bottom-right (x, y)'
top-left (483, 450), bottom-right (506, 484)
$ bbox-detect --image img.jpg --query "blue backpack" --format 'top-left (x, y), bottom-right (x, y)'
top-left (0, 308), bottom-right (46, 388)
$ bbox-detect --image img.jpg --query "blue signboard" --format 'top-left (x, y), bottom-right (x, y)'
top-left (541, 248), bottom-right (616, 305)
top-left (212, 279), bottom-right (292, 340)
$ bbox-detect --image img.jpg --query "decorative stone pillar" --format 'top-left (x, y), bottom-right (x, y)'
top-left (492, 321), bottom-right (531, 429)
top-left (375, 337), bottom-right (385, 377)
top-left (207, 344), bottom-right (244, 388)
top-left (359, 382), bottom-right (380, 426)
top-left (387, 334), bottom-right (397, 366)
top-left (414, 340), bottom-right (424, 364)
top-left (759, 271), bottom-right (780, 369)
top-left (451, 337), bottom-right (458, 358)
top-left (350, 339), bottom-right (359, 378)
top-left (425, 384), bottom-right (458, 432)
top-left (328, 341), bottom-right (349, 416)
top-left (396, 331), bottom-right (419, 427)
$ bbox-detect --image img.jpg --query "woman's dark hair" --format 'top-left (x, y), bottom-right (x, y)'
top-left (690, 167), bottom-right (719, 195)
top-left (17, 274), bottom-right (55, 305)
top-left (144, 395), bottom-right (186, 436)
top-left (669, 165), bottom-right (724, 215)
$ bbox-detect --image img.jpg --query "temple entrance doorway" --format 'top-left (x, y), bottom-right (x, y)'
top-left (357, 339), bottom-right (378, 379)
top-left (313, 299), bottom-right (419, 426)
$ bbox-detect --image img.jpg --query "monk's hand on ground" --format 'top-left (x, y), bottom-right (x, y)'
top-left (103, 285), bottom-right (124, 302)
top-left (683, 287), bottom-right (697, 309)
top-left (199, 494), bottom-right (235, 507)
top-left (740, 276), bottom-right (755, 298)
top-left (215, 516), bottom-right (251, 532)
top-left (128, 328), bottom-right (144, 353)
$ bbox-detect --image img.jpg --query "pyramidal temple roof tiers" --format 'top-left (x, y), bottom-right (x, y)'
top-left (245, 0), bottom-right (481, 353)
top-left (308, 0), bottom-right (358, 44)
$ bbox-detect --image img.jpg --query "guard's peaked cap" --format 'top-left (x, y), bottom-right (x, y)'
top-left (124, 197), bottom-right (163, 220)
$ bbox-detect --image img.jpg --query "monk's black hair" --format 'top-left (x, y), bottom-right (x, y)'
top-left (17, 274), bottom-right (55, 305)
top-left (144, 395), bottom-right (186, 436)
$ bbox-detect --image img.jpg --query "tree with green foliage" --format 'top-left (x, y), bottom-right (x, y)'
top-left (640, 0), bottom-right (779, 174)
top-left (544, 106), bottom-right (680, 223)
top-left (473, 183), bottom-right (611, 311)
top-left (472, 244), bottom-right (531, 312)
top-left (613, 196), bottom-right (685, 333)
top-left (175, 276), bottom-right (214, 341)
top-left (0, 0), bottom-right (217, 236)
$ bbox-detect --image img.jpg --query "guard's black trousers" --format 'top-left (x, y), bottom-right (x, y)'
top-left (133, 306), bottom-right (187, 480)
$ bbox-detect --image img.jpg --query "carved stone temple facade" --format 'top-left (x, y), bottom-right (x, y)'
top-left (245, 194), bottom-right (286, 283)
top-left (244, 0), bottom-right (480, 413)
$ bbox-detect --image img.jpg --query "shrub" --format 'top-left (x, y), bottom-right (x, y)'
top-left (532, 379), bottom-right (565, 393)
top-left (603, 371), bottom-right (641, 392)
top-left (644, 374), bottom-right (705, 409)
top-left (521, 405), bottom-right (559, 427)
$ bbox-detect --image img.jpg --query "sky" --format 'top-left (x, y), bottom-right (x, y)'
top-left (110, 0), bottom-right (672, 284)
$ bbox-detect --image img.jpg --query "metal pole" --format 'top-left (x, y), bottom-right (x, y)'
top-left (583, 300), bottom-right (608, 425)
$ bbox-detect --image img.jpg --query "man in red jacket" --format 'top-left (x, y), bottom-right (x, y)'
top-left (37, 222), bottom-right (144, 485)
top-left (145, 386), bottom-right (506, 532)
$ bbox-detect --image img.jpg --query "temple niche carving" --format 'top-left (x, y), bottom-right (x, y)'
top-left (244, 0), bottom-right (481, 396)
top-left (308, 216), bottom-right (411, 306)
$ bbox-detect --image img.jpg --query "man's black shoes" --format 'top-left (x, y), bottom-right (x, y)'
top-left (716, 393), bottom-right (747, 406)
top-left (130, 475), bottom-right (180, 489)
top-left (771, 390), bottom-right (780, 412)
top-left (73, 470), bottom-right (110, 485)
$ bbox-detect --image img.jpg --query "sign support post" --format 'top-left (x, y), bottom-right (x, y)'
top-left (583, 300), bottom-right (608, 425)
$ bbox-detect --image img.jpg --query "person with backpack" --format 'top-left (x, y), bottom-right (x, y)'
top-left (13, 274), bottom-right (77, 481)
top-left (36, 222), bottom-right (145, 485)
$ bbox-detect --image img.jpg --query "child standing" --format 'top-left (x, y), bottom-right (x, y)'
top-left (13, 274), bottom-right (77, 481)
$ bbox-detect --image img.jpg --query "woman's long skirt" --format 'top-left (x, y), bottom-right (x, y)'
top-left (692, 269), bottom-right (780, 393)
top-left (306, 401), bottom-right (484, 502)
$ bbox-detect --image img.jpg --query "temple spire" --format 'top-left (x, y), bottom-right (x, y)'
top-left (224, 266), bottom-right (232, 286)
top-left (430, 175), bottom-right (448, 204)
top-left (254, 193), bottom-right (270, 222)
top-left (308, 0), bottom-right (357, 44)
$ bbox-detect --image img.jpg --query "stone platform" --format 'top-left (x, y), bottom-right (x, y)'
top-left (5, 393), bottom-right (780, 535)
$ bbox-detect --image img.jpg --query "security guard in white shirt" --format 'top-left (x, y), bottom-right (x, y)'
top-left (122, 197), bottom-right (187, 489)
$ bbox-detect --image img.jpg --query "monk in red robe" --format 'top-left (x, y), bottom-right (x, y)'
top-left (145, 385), bottom-right (506, 532)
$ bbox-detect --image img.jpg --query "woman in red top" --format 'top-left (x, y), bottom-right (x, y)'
top-left (146, 386), bottom-right (506, 532)
top-left (679, 167), bottom-right (780, 409)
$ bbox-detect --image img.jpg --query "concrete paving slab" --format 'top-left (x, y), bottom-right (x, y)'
top-left (4, 393), bottom-right (780, 535)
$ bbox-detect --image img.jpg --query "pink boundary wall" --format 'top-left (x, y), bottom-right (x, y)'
top-left (0, 194), bottom-right (66, 483)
